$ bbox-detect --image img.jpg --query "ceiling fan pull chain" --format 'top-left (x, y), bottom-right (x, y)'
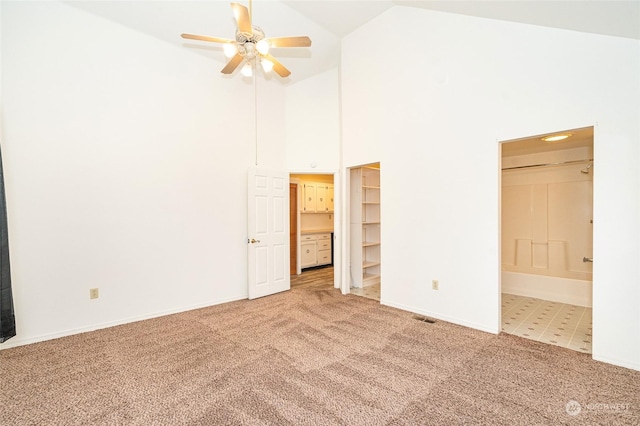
top-left (254, 66), bottom-right (258, 166)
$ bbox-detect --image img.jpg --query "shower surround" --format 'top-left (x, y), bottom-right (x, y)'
top-left (502, 146), bottom-right (593, 307)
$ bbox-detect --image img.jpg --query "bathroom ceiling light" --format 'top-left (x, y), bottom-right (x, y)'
top-left (542, 134), bottom-right (572, 142)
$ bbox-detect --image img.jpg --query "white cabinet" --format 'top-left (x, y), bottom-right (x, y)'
top-left (301, 183), bottom-right (333, 213)
top-left (301, 233), bottom-right (332, 269)
top-left (350, 165), bottom-right (381, 288)
top-left (315, 185), bottom-right (327, 212)
top-left (316, 233), bottom-right (332, 266)
top-left (301, 239), bottom-right (318, 268)
top-left (327, 185), bottom-right (334, 213)
top-left (303, 184), bottom-right (316, 213)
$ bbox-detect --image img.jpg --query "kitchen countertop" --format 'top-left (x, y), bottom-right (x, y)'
top-left (301, 229), bottom-right (334, 235)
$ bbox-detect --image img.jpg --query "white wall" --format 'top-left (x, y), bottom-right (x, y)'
top-left (1, 1), bottom-right (286, 347)
top-left (341, 7), bottom-right (640, 370)
top-left (285, 68), bottom-right (341, 288)
top-left (285, 68), bottom-right (340, 173)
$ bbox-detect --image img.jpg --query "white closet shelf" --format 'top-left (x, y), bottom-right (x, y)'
top-left (363, 273), bottom-right (381, 286)
top-left (350, 164), bottom-right (381, 289)
top-left (362, 241), bottom-right (380, 247)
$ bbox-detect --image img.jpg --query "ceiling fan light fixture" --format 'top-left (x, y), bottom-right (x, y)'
top-left (223, 43), bottom-right (238, 58)
top-left (241, 62), bottom-right (253, 77)
top-left (256, 39), bottom-right (270, 55)
top-left (181, 1), bottom-right (310, 78)
top-left (261, 58), bottom-right (274, 73)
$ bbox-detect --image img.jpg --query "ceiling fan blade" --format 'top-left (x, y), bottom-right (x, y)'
top-left (265, 54), bottom-right (291, 78)
top-left (231, 2), bottom-right (252, 35)
top-left (221, 53), bottom-right (244, 74)
top-left (265, 36), bottom-right (312, 48)
top-left (181, 33), bottom-right (234, 44)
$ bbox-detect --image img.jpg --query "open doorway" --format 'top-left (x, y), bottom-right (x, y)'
top-left (290, 173), bottom-right (336, 291)
top-left (500, 127), bottom-right (593, 353)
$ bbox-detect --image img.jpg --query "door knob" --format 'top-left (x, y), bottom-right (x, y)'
top-left (249, 238), bottom-right (261, 244)
top-left (583, 257), bottom-right (593, 263)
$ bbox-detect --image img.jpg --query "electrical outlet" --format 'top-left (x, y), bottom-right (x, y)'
top-left (90, 288), bottom-right (99, 299)
top-left (432, 280), bottom-right (439, 290)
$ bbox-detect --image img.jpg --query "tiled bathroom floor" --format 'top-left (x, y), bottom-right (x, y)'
top-left (350, 283), bottom-right (380, 301)
top-left (502, 293), bottom-right (592, 353)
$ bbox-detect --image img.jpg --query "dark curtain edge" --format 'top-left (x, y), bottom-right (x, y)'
top-left (0, 143), bottom-right (16, 343)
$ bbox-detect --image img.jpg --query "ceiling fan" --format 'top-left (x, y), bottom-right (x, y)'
top-left (181, 1), bottom-right (312, 78)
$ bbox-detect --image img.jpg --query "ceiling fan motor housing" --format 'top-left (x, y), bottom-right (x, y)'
top-left (236, 26), bottom-right (266, 59)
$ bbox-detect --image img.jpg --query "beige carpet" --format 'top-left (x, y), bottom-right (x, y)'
top-left (1, 283), bottom-right (638, 425)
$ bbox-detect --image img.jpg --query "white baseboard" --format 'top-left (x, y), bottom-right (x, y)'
top-left (502, 271), bottom-right (592, 307)
top-left (592, 353), bottom-right (640, 372)
top-left (0, 295), bottom-right (246, 351)
top-left (381, 299), bottom-right (500, 335)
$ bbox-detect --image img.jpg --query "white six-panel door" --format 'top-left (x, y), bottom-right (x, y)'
top-left (247, 168), bottom-right (290, 299)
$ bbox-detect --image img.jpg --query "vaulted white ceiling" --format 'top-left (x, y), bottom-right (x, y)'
top-left (67, 0), bottom-right (640, 83)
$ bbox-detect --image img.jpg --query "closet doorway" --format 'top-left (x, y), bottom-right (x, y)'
top-left (500, 127), bottom-right (593, 353)
top-left (348, 163), bottom-right (381, 301)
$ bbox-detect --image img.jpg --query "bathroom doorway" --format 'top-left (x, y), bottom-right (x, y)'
top-left (500, 127), bottom-right (594, 353)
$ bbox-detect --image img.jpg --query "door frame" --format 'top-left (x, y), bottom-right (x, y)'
top-left (498, 126), bottom-right (595, 349)
top-left (343, 162), bottom-right (382, 297)
top-left (289, 177), bottom-right (301, 275)
top-left (288, 171), bottom-right (340, 291)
